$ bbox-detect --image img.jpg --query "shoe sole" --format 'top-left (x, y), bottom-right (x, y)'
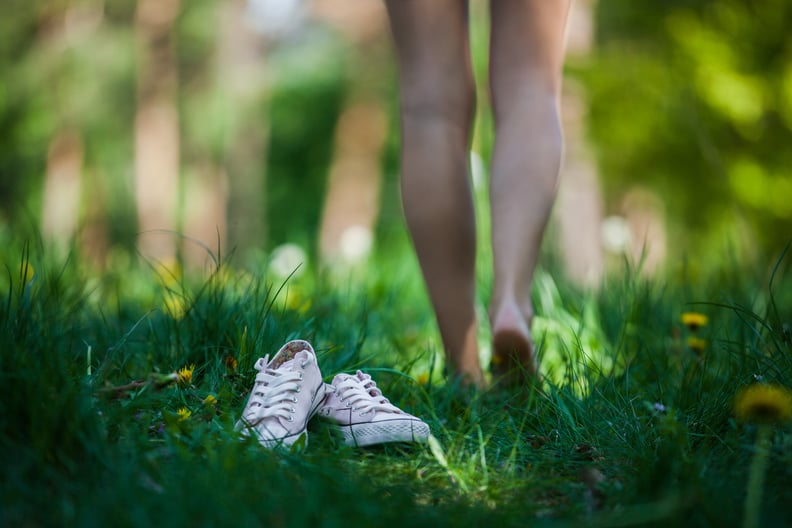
top-left (331, 418), bottom-right (430, 447)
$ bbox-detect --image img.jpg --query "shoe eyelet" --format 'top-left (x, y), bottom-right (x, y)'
top-left (287, 416), bottom-right (294, 422)
top-left (290, 407), bottom-right (296, 413)
top-left (300, 361), bottom-right (308, 369)
top-left (298, 372), bottom-right (303, 380)
top-left (296, 386), bottom-right (301, 393)
top-left (292, 396), bottom-right (298, 403)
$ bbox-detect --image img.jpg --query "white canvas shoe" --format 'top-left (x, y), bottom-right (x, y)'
top-left (236, 340), bottom-right (326, 448)
top-left (317, 370), bottom-right (430, 447)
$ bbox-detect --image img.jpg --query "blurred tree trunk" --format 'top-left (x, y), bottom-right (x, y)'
top-left (318, 100), bottom-right (387, 265)
top-left (182, 164), bottom-right (227, 270)
top-left (42, 129), bottom-right (83, 251)
top-left (312, 0), bottom-right (389, 267)
top-left (39, 1), bottom-right (108, 265)
top-left (558, 1), bottom-right (667, 278)
top-left (213, 0), bottom-right (269, 267)
top-left (134, 0), bottom-right (180, 265)
top-left (556, 0), bottom-right (605, 286)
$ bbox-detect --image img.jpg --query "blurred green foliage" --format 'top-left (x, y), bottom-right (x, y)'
top-left (0, 0), bottom-right (789, 266)
top-left (266, 32), bottom-right (348, 254)
top-left (583, 0), bottom-right (792, 258)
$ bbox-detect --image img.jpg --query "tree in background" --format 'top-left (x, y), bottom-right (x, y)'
top-left (1, 0), bottom-right (789, 274)
top-left (584, 0), bottom-right (792, 264)
top-left (314, 0), bottom-right (391, 268)
top-left (1, 1), bottom-right (137, 265)
top-left (134, 0), bottom-right (181, 265)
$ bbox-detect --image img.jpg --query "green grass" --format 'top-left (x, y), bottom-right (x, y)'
top-left (2, 236), bottom-right (792, 527)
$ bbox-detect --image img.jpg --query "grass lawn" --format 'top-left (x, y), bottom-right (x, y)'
top-left (2, 239), bottom-right (791, 527)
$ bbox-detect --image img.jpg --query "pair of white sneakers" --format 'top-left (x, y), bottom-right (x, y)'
top-left (236, 340), bottom-right (430, 449)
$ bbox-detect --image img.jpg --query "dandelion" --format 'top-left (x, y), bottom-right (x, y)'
top-left (735, 384), bottom-right (792, 528)
top-left (155, 258), bottom-right (182, 289)
top-left (203, 394), bottom-right (218, 406)
top-left (284, 285), bottom-right (311, 313)
top-left (416, 372), bottom-right (430, 386)
top-left (20, 261), bottom-right (35, 284)
top-left (209, 267), bottom-right (236, 290)
top-left (681, 312), bottom-right (708, 331)
top-left (686, 336), bottom-right (707, 355)
top-left (176, 407), bottom-right (192, 421)
top-left (176, 364), bottom-right (195, 386)
top-left (163, 292), bottom-right (187, 319)
top-left (734, 383), bottom-right (792, 425)
top-left (225, 355), bottom-right (238, 372)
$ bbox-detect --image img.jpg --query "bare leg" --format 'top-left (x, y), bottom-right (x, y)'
top-left (488, 0), bottom-right (570, 382)
top-left (385, 0), bottom-right (482, 385)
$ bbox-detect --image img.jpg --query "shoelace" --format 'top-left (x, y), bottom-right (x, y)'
top-left (243, 355), bottom-right (305, 424)
top-left (335, 371), bottom-right (402, 415)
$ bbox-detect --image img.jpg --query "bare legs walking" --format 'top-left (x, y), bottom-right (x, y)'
top-left (385, 0), bottom-right (570, 386)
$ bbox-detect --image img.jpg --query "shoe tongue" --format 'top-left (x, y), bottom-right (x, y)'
top-left (354, 370), bottom-right (381, 397)
top-left (277, 358), bottom-right (297, 371)
top-left (270, 349), bottom-right (308, 371)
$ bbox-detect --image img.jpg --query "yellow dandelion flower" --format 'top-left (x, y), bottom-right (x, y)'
top-left (203, 394), bottom-right (218, 406)
top-left (681, 312), bottom-right (708, 331)
top-left (176, 364), bottom-right (195, 386)
top-left (284, 285), bottom-right (308, 312)
top-left (163, 292), bottom-right (187, 319)
top-left (20, 261), bottom-right (35, 284)
top-left (176, 407), bottom-right (192, 421)
top-left (225, 356), bottom-right (238, 372)
top-left (734, 384), bottom-right (792, 424)
top-left (416, 372), bottom-right (430, 386)
top-left (208, 267), bottom-right (237, 290)
top-left (686, 336), bottom-right (707, 354)
top-left (155, 258), bottom-right (182, 289)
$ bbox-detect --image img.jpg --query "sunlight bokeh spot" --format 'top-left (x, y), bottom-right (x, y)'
top-left (269, 243), bottom-right (307, 279)
top-left (600, 216), bottom-right (631, 254)
top-left (340, 225), bottom-right (373, 263)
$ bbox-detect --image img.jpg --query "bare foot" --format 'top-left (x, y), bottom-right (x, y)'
top-left (447, 321), bottom-right (485, 388)
top-left (490, 300), bottom-right (537, 385)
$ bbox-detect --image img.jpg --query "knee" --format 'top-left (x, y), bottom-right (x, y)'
top-left (398, 75), bottom-right (476, 131)
top-left (496, 88), bottom-right (563, 143)
top-left (492, 73), bottom-right (561, 125)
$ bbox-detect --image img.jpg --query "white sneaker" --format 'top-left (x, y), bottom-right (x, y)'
top-left (236, 340), bottom-right (326, 448)
top-left (317, 370), bottom-right (430, 447)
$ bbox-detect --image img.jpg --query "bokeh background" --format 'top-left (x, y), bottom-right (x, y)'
top-left (1, 0), bottom-right (790, 282)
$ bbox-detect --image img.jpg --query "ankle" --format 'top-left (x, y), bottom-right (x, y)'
top-left (490, 297), bottom-right (532, 335)
top-left (441, 318), bottom-right (482, 386)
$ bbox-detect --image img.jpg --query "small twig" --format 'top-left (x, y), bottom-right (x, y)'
top-left (98, 380), bottom-right (148, 397)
